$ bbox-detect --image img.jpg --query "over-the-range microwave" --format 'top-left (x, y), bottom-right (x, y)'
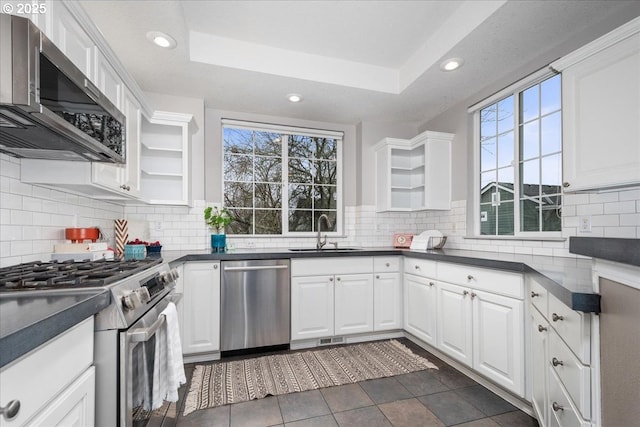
top-left (0, 14), bottom-right (125, 163)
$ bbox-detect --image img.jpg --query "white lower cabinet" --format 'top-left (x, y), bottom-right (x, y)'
top-left (436, 281), bottom-right (473, 366)
top-left (182, 262), bottom-right (220, 355)
top-left (374, 272), bottom-right (403, 331)
top-left (334, 274), bottom-right (374, 335)
top-left (403, 274), bottom-right (437, 346)
top-left (0, 318), bottom-right (94, 427)
top-left (291, 275), bottom-right (335, 340)
top-left (531, 306), bottom-right (550, 427)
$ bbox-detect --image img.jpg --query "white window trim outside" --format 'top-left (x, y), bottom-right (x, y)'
top-left (468, 67), bottom-right (563, 239)
top-left (221, 119), bottom-right (344, 237)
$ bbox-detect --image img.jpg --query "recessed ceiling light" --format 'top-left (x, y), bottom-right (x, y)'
top-left (287, 93), bottom-right (303, 103)
top-left (146, 31), bottom-right (177, 49)
top-left (440, 57), bottom-right (464, 72)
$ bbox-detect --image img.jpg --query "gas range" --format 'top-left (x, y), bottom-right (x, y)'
top-left (0, 258), bottom-right (179, 330)
top-left (0, 258), bottom-right (163, 291)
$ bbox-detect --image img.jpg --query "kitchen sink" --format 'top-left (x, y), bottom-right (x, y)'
top-left (288, 247), bottom-right (364, 252)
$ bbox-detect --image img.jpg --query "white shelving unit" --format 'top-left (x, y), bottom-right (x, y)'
top-left (140, 111), bottom-right (193, 205)
top-left (375, 131), bottom-right (453, 212)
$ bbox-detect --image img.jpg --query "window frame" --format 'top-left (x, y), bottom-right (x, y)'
top-left (221, 119), bottom-right (344, 237)
top-left (469, 67), bottom-right (563, 239)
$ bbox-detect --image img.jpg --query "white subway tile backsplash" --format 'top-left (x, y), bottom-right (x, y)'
top-left (603, 227), bottom-right (636, 238)
top-left (1, 193), bottom-right (22, 209)
top-left (604, 201), bottom-right (636, 215)
top-left (622, 214), bottom-right (640, 227)
top-left (577, 203), bottom-right (604, 216)
top-left (618, 189), bottom-right (640, 201)
top-left (589, 192), bottom-right (619, 203)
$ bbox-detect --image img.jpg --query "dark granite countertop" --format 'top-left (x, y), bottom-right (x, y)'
top-left (0, 289), bottom-right (110, 368)
top-left (164, 247), bottom-right (598, 313)
top-left (570, 236), bottom-right (640, 267)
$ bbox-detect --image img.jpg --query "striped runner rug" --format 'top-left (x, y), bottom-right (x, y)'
top-left (183, 339), bottom-right (437, 415)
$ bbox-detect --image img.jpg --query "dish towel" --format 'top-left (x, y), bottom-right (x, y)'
top-left (150, 302), bottom-right (186, 410)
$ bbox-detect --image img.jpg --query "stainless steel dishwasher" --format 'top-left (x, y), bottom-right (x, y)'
top-left (221, 259), bottom-right (290, 352)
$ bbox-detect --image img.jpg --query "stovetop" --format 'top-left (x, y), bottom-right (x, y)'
top-left (0, 258), bottom-right (163, 291)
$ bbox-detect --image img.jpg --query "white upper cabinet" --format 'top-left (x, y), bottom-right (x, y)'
top-left (94, 49), bottom-right (123, 109)
top-left (140, 112), bottom-right (193, 205)
top-left (375, 130), bottom-right (453, 211)
top-left (48, 1), bottom-right (94, 78)
top-left (554, 18), bottom-right (640, 192)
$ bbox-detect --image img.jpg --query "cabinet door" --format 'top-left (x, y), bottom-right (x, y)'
top-left (28, 366), bottom-right (95, 427)
top-left (436, 281), bottom-right (473, 366)
top-left (49, 1), bottom-right (94, 77)
top-left (182, 262), bottom-right (220, 354)
top-left (403, 274), bottom-right (437, 345)
top-left (472, 289), bottom-right (525, 396)
top-left (95, 50), bottom-right (122, 109)
top-left (562, 32), bottom-right (640, 192)
top-left (335, 273), bottom-right (374, 335)
top-left (531, 306), bottom-right (549, 427)
top-left (291, 275), bottom-right (334, 340)
top-left (374, 272), bottom-right (402, 331)
top-left (120, 87), bottom-right (141, 197)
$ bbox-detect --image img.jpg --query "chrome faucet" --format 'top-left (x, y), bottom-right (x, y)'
top-left (316, 214), bottom-right (332, 250)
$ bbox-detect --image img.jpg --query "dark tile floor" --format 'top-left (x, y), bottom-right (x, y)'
top-left (160, 339), bottom-right (539, 427)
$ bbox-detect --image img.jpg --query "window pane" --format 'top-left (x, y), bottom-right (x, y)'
top-left (497, 132), bottom-right (514, 168)
top-left (289, 210), bottom-right (312, 232)
top-left (289, 184), bottom-right (312, 209)
top-left (480, 105), bottom-right (497, 138)
top-left (542, 195), bottom-right (562, 231)
top-left (497, 96), bottom-right (514, 133)
top-left (224, 154), bottom-right (253, 182)
top-left (521, 121), bottom-right (540, 160)
top-left (541, 154), bottom-right (562, 187)
top-left (481, 137), bottom-right (497, 172)
top-left (541, 74), bottom-right (561, 116)
top-left (541, 112), bottom-right (562, 155)
top-left (255, 209), bottom-right (281, 234)
top-left (314, 160), bottom-right (336, 185)
top-left (254, 132), bottom-right (281, 156)
top-left (224, 182), bottom-right (253, 208)
top-left (498, 167), bottom-right (514, 201)
top-left (254, 156), bottom-right (282, 183)
top-left (481, 170), bottom-right (496, 200)
top-left (315, 138), bottom-right (337, 160)
top-left (314, 211), bottom-right (336, 232)
top-left (520, 85), bottom-right (539, 123)
top-left (521, 197), bottom-right (540, 232)
top-left (314, 186), bottom-right (337, 209)
top-left (288, 135), bottom-right (313, 158)
top-left (289, 158), bottom-right (313, 184)
top-left (480, 204), bottom-right (496, 235)
top-left (255, 183), bottom-right (281, 208)
top-left (521, 159), bottom-right (540, 194)
top-left (224, 128), bottom-right (253, 154)
top-left (497, 201), bottom-right (514, 235)
top-left (226, 208), bottom-right (252, 234)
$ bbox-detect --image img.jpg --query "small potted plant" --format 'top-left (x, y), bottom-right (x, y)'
top-left (204, 206), bottom-right (232, 252)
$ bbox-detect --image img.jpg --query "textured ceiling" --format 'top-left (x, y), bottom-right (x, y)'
top-left (79, 0), bottom-right (640, 126)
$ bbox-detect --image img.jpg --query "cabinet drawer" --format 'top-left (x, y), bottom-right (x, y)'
top-left (374, 256), bottom-right (401, 272)
top-left (548, 292), bottom-right (591, 365)
top-left (0, 317), bottom-right (93, 427)
top-left (291, 257), bottom-right (373, 276)
top-left (548, 368), bottom-right (590, 426)
top-left (528, 276), bottom-right (549, 315)
top-left (404, 258), bottom-right (436, 278)
top-left (438, 263), bottom-right (524, 299)
top-left (549, 329), bottom-right (591, 419)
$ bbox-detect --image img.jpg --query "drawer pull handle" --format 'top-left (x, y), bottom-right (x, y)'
top-left (552, 313), bottom-right (564, 322)
top-left (470, 292), bottom-right (477, 299)
top-left (336, 277), bottom-right (341, 281)
top-left (531, 291), bottom-right (539, 298)
top-left (329, 277), bottom-right (334, 282)
top-left (0, 399), bottom-right (20, 421)
top-left (376, 275), bottom-right (380, 279)
top-left (467, 275), bottom-right (474, 281)
top-left (463, 290), bottom-right (469, 296)
top-left (415, 265), bottom-right (420, 270)
top-left (552, 402), bottom-right (564, 412)
top-left (552, 357), bottom-right (564, 367)
top-left (538, 325), bottom-right (547, 332)
top-left (385, 263), bottom-right (390, 267)
top-left (429, 282), bottom-right (435, 287)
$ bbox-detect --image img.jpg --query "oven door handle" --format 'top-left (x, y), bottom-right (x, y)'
top-left (128, 315), bottom-right (165, 343)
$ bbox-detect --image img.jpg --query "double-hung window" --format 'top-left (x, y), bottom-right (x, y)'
top-left (472, 71), bottom-right (563, 237)
top-left (222, 120), bottom-right (342, 235)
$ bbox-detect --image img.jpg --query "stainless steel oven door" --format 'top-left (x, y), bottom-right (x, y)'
top-left (119, 292), bottom-right (181, 427)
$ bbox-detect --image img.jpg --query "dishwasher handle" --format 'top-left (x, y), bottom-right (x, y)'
top-left (223, 265), bottom-right (289, 272)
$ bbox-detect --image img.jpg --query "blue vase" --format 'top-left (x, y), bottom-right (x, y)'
top-left (211, 234), bottom-right (226, 253)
